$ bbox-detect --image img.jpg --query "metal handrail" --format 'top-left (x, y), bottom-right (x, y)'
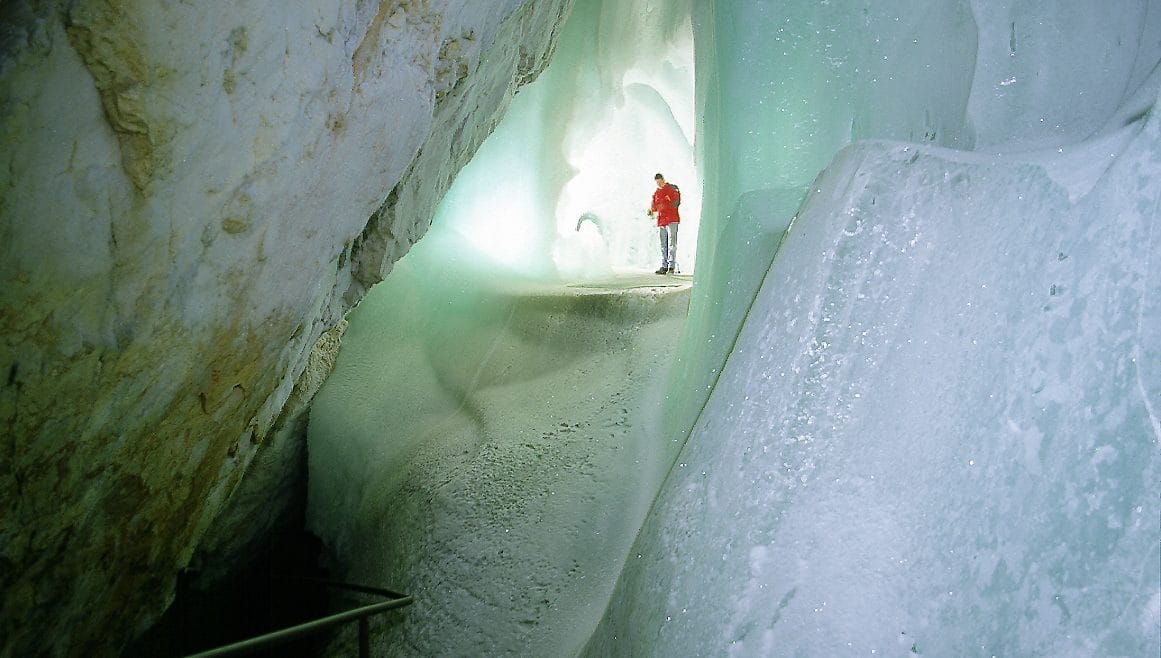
top-left (183, 577), bottom-right (413, 658)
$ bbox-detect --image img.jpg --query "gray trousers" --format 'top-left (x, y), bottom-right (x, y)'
top-left (659, 223), bottom-right (679, 269)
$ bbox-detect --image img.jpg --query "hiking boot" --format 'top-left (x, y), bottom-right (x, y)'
top-left (655, 267), bottom-right (669, 274)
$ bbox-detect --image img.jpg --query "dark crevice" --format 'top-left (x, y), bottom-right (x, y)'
top-left (124, 526), bottom-right (333, 658)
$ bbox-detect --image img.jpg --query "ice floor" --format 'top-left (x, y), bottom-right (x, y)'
top-left (308, 261), bottom-right (692, 656)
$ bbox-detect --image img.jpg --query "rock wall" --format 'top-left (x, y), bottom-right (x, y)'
top-left (0, 1), bottom-right (572, 655)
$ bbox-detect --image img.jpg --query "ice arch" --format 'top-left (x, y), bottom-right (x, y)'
top-left (431, 0), bottom-right (699, 279)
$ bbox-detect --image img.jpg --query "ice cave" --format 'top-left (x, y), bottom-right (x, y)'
top-left (307, 1), bottom-right (1161, 656)
top-left (1, 0), bottom-right (1159, 656)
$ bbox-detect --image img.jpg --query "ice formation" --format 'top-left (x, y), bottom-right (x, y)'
top-left (309, 0), bottom-right (1161, 655)
top-left (588, 132), bottom-right (1161, 655)
top-left (431, 0), bottom-right (700, 279)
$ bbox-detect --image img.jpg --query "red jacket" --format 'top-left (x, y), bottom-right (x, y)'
top-left (651, 183), bottom-right (681, 226)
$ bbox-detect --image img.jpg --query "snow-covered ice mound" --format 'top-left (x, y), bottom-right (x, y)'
top-left (308, 253), bottom-right (691, 656)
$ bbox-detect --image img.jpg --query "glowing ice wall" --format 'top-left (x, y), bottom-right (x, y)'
top-left (431, 0), bottom-right (698, 279)
top-left (586, 1), bottom-right (1161, 655)
top-left (668, 0), bottom-right (979, 441)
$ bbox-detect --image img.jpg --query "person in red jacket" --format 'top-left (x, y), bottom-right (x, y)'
top-left (648, 173), bottom-right (681, 274)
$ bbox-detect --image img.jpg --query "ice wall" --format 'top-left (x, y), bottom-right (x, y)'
top-left (586, 0), bottom-right (1161, 655)
top-left (589, 129), bottom-right (1161, 656)
top-left (668, 0), bottom-right (980, 440)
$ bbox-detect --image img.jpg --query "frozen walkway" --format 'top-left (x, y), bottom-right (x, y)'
top-left (307, 267), bottom-right (691, 656)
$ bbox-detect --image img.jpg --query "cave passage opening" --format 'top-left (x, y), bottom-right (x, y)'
top-left (304, 1), bottom-right (704, 655)
top-left (423, 0), bottom-right (700, 281)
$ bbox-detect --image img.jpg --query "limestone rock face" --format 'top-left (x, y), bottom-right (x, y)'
top-left (0, 0), bottom-right (572, 655)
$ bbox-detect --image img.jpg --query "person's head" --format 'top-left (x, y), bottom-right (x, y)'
top-left (654, 173), bottom-right (666, 187)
